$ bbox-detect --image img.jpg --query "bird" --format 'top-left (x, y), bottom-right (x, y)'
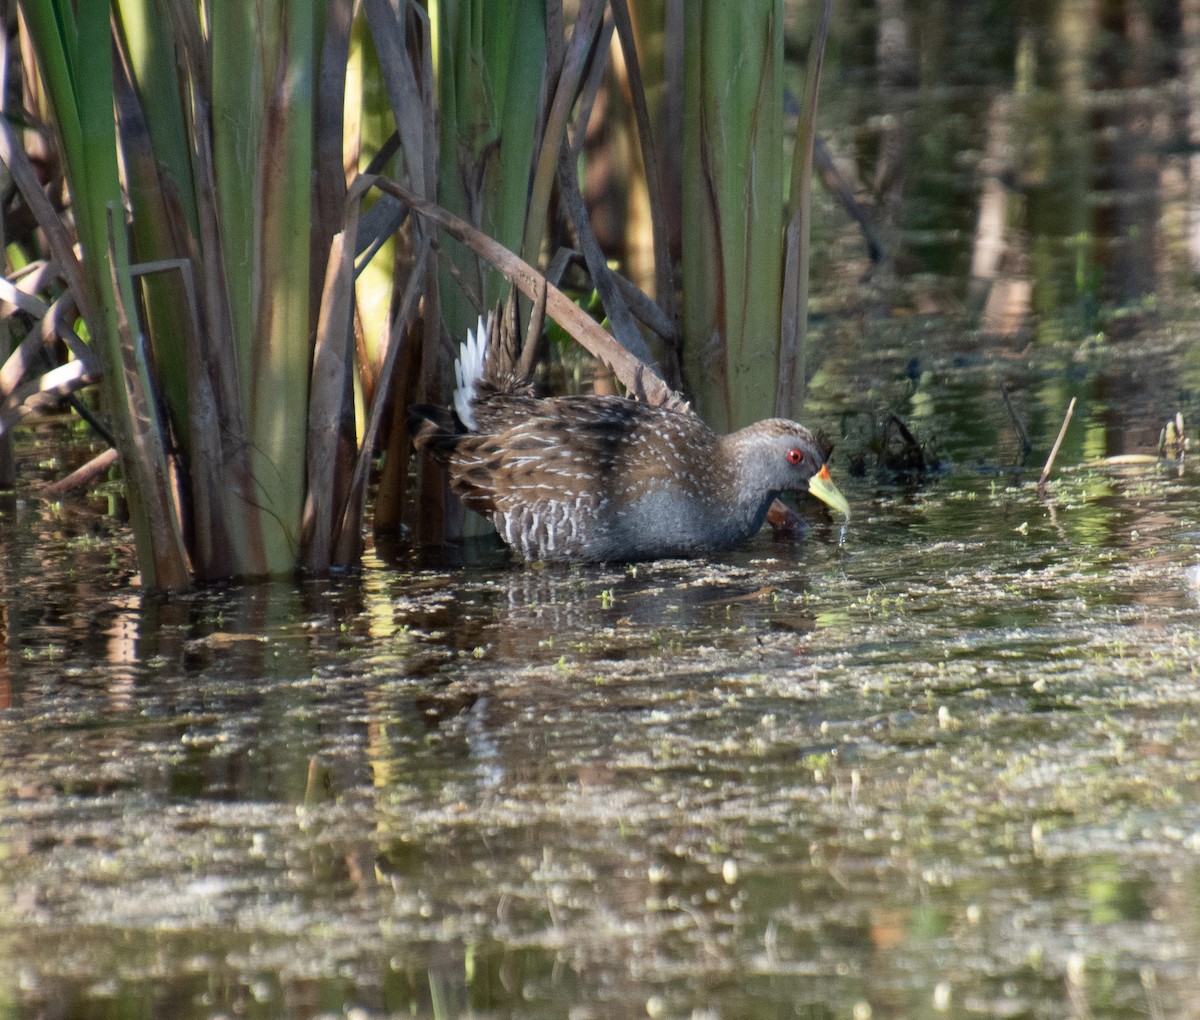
top-left (410, 313), bottom-right (849, 563)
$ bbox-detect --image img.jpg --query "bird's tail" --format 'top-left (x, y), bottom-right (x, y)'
top-left (452, 314), bottom-right (490, 430)
top-left (414, 297), bottom-right (533, 458)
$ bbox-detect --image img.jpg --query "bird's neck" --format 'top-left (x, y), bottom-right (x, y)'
top-left (714, 429), bottom-right (780, 533)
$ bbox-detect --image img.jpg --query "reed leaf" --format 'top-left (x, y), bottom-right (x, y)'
top-left (681, 2), bottom-right (785, 432)
top-left (302, 178), bottom-right (363, 571)
top-left (436, 0), bottom-right (546, 341)
top-left (778, 0), bottom-right (833, 420)
top-left (248, 3), bottom-right (319, 568)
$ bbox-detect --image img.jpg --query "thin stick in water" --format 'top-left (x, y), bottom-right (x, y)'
top-left (44, 447), bottom-right (119, 496)
top-left (1001, 383), bottom-right (1032, 458)
top-left (1039, 397), bottom-right (1077, 490)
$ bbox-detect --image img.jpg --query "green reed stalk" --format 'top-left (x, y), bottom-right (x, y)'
top-left (435, 0), bottom-right (546, 341)
top-left (681, 2), bottom-right (786, 432)
top-left (778, 0), bottom-right (833, 420)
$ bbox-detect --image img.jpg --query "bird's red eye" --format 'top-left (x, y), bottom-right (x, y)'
top-left (786, 447), bottom-right (804, 466)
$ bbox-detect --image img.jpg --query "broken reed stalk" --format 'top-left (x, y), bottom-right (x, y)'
top-left (373, 175), bottom-right (685, 411)
top-left (44, 447), bottom-right (119, 495)
top-left (1038, 397), bottom-right (1076, 491)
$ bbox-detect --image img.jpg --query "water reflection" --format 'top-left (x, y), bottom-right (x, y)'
top-left (822, 0), bottom-right (1190, 317)
top-left (7, 419), bottom-right (1200, 1017)
top-left (5, 446), bottom-right (1200, 1015)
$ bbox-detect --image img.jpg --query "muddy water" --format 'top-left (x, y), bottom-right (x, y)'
top-left (5, 344), bottom-right (1200, 1020)
top-left (9, 3), bottom-right (1200, 1018)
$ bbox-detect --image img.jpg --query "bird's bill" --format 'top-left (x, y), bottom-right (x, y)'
top-left (807, 464), bottom-right (850, 519)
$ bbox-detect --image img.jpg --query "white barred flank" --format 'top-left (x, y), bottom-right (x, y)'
top-left (494, 496), bottom-right (597, 560)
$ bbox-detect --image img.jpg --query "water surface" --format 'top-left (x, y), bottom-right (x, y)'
top-left (4, 380), bottom-right (1200, 1019)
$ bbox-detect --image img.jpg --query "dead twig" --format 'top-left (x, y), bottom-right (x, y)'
top-left (44, 448), bottom-right (119, 495)
top-left (1038, 397), bottom-right (1076, 494)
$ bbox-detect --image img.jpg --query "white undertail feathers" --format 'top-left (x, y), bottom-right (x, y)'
top-left (453, 315), bottom-right (489, 430)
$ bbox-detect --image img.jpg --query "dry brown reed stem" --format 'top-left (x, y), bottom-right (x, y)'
top-left (1039, 397), bottom-right (1077, 491)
